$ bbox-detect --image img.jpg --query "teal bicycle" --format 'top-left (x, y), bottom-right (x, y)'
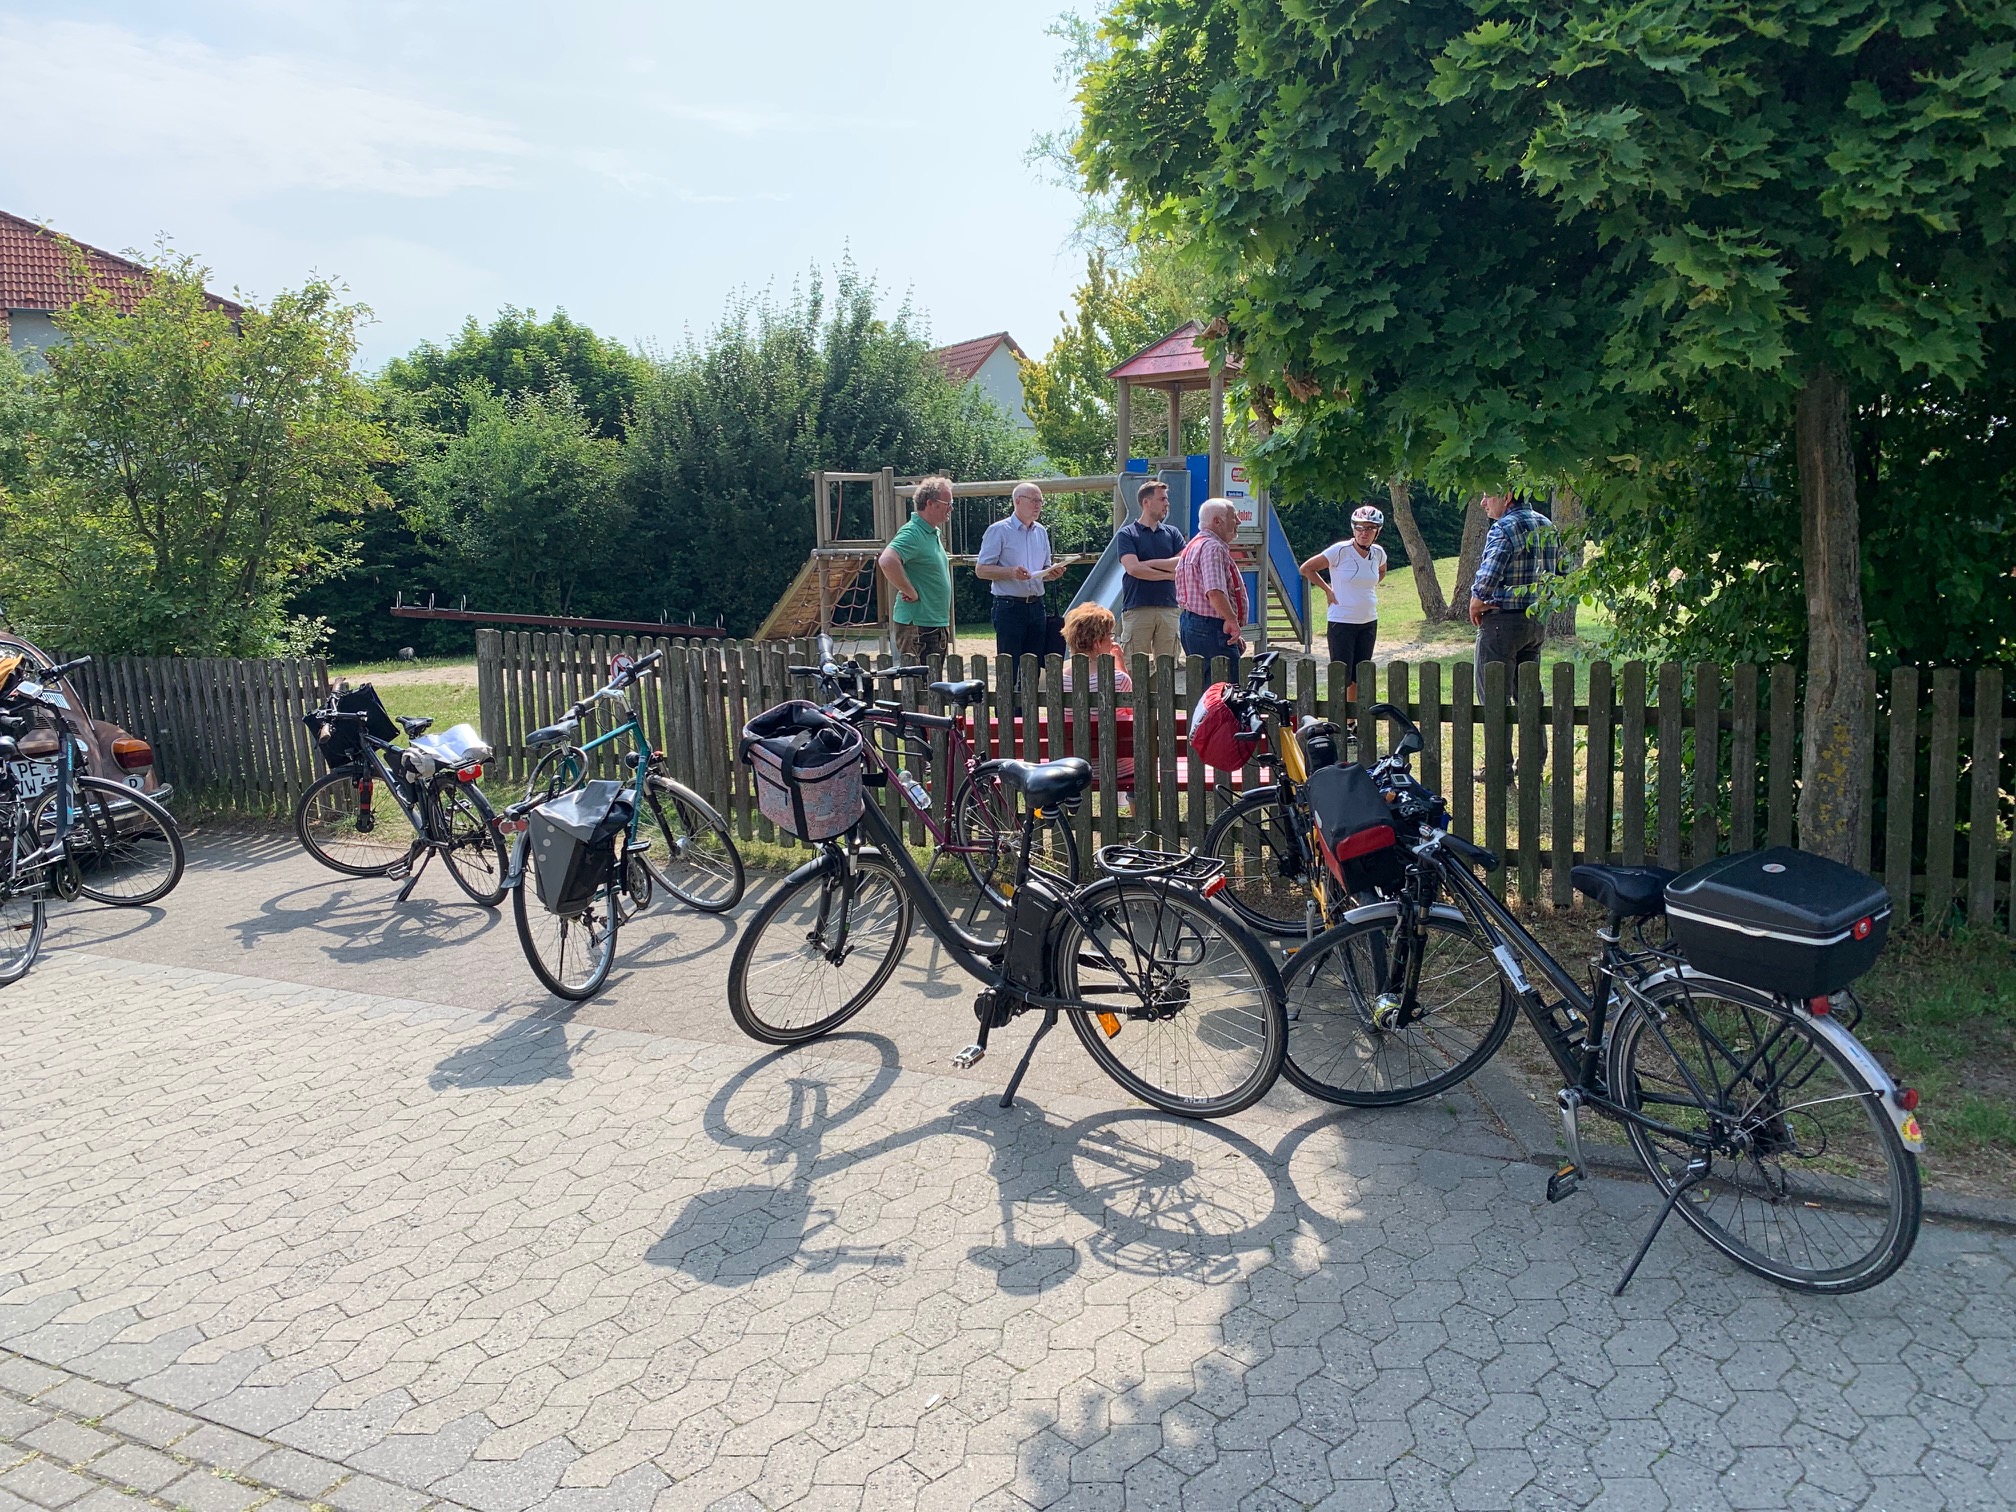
top-left (497, 650), bottom-right (745, 998)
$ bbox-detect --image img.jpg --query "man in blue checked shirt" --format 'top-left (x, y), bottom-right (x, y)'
top-left (1468, 490), bottom-right (1561, 777)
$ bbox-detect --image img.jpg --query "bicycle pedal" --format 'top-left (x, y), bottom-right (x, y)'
top-left (385, 859), bottom-right (410, 880)
top-left (951, 1044), bottom-right (986, 1070)
top-left (1546, 1163), bottom-right (1583, 1203)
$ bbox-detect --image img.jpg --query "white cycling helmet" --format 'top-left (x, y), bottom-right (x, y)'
top-left (1351, 505), bottom-right (1385, 526)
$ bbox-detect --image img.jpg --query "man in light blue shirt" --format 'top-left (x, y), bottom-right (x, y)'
top-left (975, 482), bottom-right (1066, 707)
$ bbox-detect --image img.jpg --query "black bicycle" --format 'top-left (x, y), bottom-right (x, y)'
top-left (1283, 704), bottom-right (1923, 1294)
top-left (2, 654), bottom-right (184, 910)
top-left (725, 656), bottom-right (1289, 1119)
top-left (297, 689), bottom-right (509, 906)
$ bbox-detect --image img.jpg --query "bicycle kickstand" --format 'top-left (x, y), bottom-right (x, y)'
top-left (1613, 1155), bottom-right (1711, 1296)
top-left (394, 843), bottom-right (432, 903)
top-left (999, 1008), bottom-right (1057, 1110)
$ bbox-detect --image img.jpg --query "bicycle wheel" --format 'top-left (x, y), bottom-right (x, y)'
top-left (513, 865), bottom-right (620, 1000)
top-left (1608, 977), bottom-right (1920, 1294)
top-left (37, 776), bottom-right (185, 906)
top-left (1281, 912), bottom-right (1517, 1106)
top-left (0, 808), bottom-right (46, 986)
top-left (296, 768), bottom-right (407, 876)
top-left (728, 851), bottom-right (913, 1045)
top-left (643, 778), bottom-right (745, 912)
top-left (1202, 787), bottom-right (1318, 937)
top-left (952, 766), bottom-right (1080, 907)
top-left (434, 779), bottom-right (508, 906)
top-left (1056, 878), bottom-right (1286, 1118)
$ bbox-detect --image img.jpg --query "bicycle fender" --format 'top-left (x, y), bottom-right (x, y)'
top-left (1639, 968), bottom-right (1923, 1155)
top-left (1335, 899), bottom-right (1470, 931)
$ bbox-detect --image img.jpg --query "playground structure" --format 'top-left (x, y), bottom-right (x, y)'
top-left (754, 322), bottom-right (1310, 651)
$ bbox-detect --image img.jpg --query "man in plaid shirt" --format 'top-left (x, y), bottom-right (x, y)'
top-left (1468, 490), bottom-right (1561, 774)
top-left (1176, 499), bottom-right (1249, 681)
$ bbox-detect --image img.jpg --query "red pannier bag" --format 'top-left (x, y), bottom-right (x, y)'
top-left (1188, 682), bottom-right (1261, 771)
top-left (1306, 763), bottom-right (1405, 892)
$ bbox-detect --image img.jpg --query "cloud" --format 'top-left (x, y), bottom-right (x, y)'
top-left (0, 17), bottom-right (526, 199)
top-left (641, 97), bottom-right (917, 136)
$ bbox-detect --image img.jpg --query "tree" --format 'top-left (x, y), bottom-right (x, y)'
top-left (623, 268), bottom-right (1033, 637)
top-left (0, 345), bottom-right (38, 497)
top-left (0, 254), bottom-right (386, 656)
top-left (1081, 1), bottom-right (2016, 860)
top-left (1387, 478), bottom-right (1448, 623)
top-left (408, 383), bottom-right (631, 618)
top-left (378, 306), bottom-right (648, 439)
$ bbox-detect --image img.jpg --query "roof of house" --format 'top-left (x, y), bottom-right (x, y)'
top-left (0, 210), bottom-right (242, 317)
top-left (1107, 320), bottom-right (1239, 389)
top-left (933, 331), bottom-right (1027, 385)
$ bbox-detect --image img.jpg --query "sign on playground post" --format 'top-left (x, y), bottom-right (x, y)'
top-left (1225, 461), bottom-right (1259, 536)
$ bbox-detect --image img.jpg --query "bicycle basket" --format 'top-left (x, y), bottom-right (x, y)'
top-left (1188, 682), bottom-right (1261, 771)
top-left (527, 779), bottom-right (633, 915)
top-left (1307, 763), bottom-right (1403, 891)
top-left (306, 685), bottom-right (399, 767)
top-left (740, 701), bottom-right (864, 842)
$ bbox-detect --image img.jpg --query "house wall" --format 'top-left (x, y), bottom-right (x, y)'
top-left (5, 309), bottom-right (62, 370)
top-left (972, 345), bottom-right (1033, 430)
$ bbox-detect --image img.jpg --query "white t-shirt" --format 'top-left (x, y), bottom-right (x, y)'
top-left (1322, 540), bottom-right (1386, 623)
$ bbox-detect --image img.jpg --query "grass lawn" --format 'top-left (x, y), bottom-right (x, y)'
top-left (329, 659), bottom-right (483, 736)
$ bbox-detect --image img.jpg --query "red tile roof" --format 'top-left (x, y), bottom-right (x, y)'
top-left (0, 210), bottom-right (242, 317)
top-left (933, 331), bottom-right (1026, 385)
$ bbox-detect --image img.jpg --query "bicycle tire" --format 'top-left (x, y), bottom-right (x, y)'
top-left (1608, 976), bottom-right (1920, 1294)
top-left (512, 866), bottom-right (620, 1000)
top-left (295, 768), bottom-right (408, 877)
top-left (0, 808), bottom-right (46, 986)
top-left (1281, 911), bottom-right (1517, 1106)
top-left (951, 766), bottom-right (1080, 908)
top-left (434, 779), bottom-right (508, 907)
top-left (1202, 786), bottom-right (1319, 937)
top-left (643, 778), bottom-right (745, 912)
top-left (728, 851), bottom-right (913, 1045)
top-left (41, 776), bottom-right (185, 906)
top-left (1055, 877), bottom-right (1287, 1118)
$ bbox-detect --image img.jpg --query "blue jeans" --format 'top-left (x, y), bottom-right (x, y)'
top-left (1180, 610), bottom-right (1241, 684)
top-left (991, 596), bottom-right (1047, 707)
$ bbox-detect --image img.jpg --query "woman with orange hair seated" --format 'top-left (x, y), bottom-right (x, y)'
top-left (1058, 604), bottom-right (1133, 693)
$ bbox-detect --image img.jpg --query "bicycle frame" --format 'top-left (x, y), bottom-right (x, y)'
top-left (859, 707), bottom-right (982, 853)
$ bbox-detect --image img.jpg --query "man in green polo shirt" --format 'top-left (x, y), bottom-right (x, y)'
top-left (880, 474), bottom-right (955, 660)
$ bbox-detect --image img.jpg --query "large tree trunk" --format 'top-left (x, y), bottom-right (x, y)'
top-left (1443, 497), bottom-right (1491, 621)
top-left (1795, 366), bottom-right (1871, 865)
top-left (1387, 477), bottom-right (1447, 621)
top-left (1546, 486), bottom-right (1582, 640)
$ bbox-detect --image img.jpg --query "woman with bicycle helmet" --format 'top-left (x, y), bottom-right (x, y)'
top-left (1300, 504), bottom-right (1388, 698)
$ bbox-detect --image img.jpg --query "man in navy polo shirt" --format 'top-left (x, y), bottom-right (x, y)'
top-left (1113, 479), bottom-right (1185, 662)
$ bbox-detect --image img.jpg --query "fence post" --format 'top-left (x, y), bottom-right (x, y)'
top-left (1420, 661), bottom-right (1443, 805)
top-left (1656, 662), bottom-right (1684, 870)
top-left (1621, 661), bottom-right (1648, 867)
top-left (1729, 664), bottom-right (1759, 853)
top-left (1924, 669), bottom-right (1961, 929)
top-left (1883, 665), bottom-right (1919, 923)
top-left (1551, 660), bottom-right (1575, 908)
top-left (1692, 662), bottom-right (1720, 869)
top-left (1451, 662), bottom-right (1476, 844)
top-left (1516, 660), bottom-right (1543, 905)
top-left (1767, 663), bottom-right (1798, 848)
top-left (1966, 667), bottom-right (2003, 928)
top-left (1483, 660), bottom-right (1509, 902)
top-left (1586, 661), bottom-right (1615, 869)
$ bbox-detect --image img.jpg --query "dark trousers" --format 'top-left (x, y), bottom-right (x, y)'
top-left (991, 596), bottom-right (1047, 707)
top-left (1326, 620), bottom-right (1378, 676)
top-left (1475, 610), bottom-right (1546, 770)
top-left (1179, 609), bottom-right (1242, 684)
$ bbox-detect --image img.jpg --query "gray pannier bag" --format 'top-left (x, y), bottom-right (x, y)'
top-left (527, 779), bottom-right (633, 915)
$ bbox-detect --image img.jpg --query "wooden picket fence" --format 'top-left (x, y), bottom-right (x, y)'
top-left (476, 630), bottom-right (2014, 932)
top-left (63, 655), bottom-right (332, 811)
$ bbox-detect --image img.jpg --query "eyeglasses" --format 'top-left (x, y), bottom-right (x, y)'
top-left (1352, 522), bottom-right (1380, 530)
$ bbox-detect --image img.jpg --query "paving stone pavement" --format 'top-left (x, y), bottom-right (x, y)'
top-left (3, 847), bottom-right (2013, 1512)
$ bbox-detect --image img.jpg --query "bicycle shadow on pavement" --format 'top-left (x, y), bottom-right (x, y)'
top-left (229, 879), bottom-right (501, 963)
top-left (430, 1002), bottom-right (589, 1090)
top-left (40, 900), bottom-right (168, 954)
top-left (645, 1033), bottom-right (1299, 1294)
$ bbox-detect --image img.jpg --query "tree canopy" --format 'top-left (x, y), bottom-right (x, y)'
top-left (378, 306), bottom-right (649, 439)
top-left (0, 255), bottom-right (386, 656)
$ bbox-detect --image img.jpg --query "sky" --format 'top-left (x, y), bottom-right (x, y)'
top-left (0, 1), bottom-right (1091, 370)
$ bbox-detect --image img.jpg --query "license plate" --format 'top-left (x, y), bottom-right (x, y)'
top-left (5, 760), bottom-right (57, 798)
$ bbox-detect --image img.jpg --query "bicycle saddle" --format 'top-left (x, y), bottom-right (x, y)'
top-left (525, 722), bottom-right (574, 747)
top-left (994, 757), bottom-right (1091, 809)
top-left (1570, 864), bottom-right (1676, 919)
top-left (398, 715), bottom-right (434, 737)
top-left (929, 679), bottom-right (985, 706)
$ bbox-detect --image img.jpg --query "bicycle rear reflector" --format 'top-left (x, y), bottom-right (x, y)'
top-left (457, 764), bottom-right (483, 781)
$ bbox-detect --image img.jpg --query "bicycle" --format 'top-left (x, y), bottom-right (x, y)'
top-left (490, 650), bottom-right (742, 999)
top-left (0, 728), bottom-right (47, 986)
top-left (297, 689), bottom-right (509, 906)
top-left (1282, 703), bottom-right (1924, 1294)
top-left (727, 679), bottom-right (1289, 1119)
top-left (2, 654), bottom-right (184, 909)
top-left (785, 648), bottom-right (1079, 930)
top-left (1198, 650), bottom-right (1356, 937)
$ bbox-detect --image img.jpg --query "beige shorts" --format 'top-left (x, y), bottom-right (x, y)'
top-left (894, 622), bottom-right (951, 662)
top-left (1120, 606), bottom-right (1182, 663)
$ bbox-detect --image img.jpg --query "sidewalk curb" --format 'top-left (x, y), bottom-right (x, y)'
top-left (1467, 1060), bottom-right (2016, 1233)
